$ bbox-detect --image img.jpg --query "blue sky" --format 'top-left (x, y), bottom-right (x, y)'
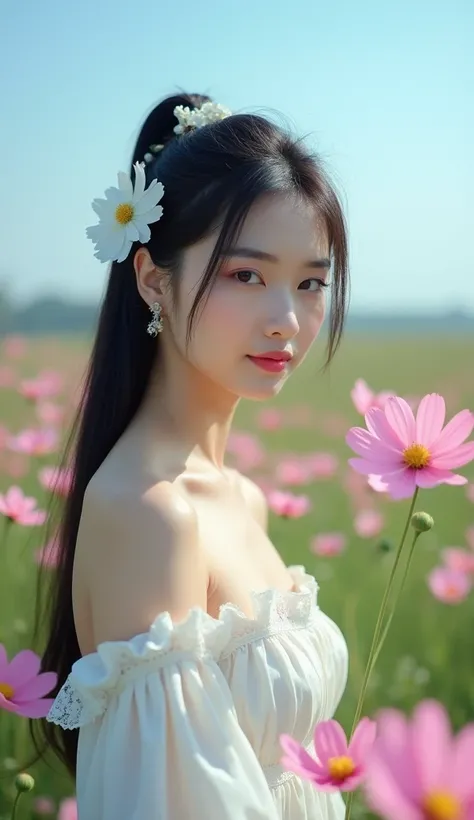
top-left (1, 0), bottom-right (472, 313)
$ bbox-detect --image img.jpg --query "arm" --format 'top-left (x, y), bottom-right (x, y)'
top-left (53, 481), bottom-right (278, 820)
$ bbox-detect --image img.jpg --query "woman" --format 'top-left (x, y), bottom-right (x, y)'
top-left (33, 92), bottom-right (350, 819)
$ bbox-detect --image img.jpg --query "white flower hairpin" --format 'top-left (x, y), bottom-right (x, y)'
top-left (173, 101), bottom-right (232, 135)
top-left (86, 162), bottom-right (164, 264)
top-left (87, 101), bottom-right (232, 263)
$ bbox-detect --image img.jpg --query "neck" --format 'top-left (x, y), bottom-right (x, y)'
top-left (134, 350), bottom-right (240, 472)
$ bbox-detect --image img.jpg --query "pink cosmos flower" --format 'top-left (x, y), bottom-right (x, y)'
top-left (2, 335), bottom-right (27, 358)
top-left (364, 700), bottom-right (474, 820)
top-left (32, 796), bottom-right (56, 815)
top-left (8, 427), bottom-right (59, 456)
top-left (351, 379), bottom-right (395, 415)
top-left (39, 466), bottom-right (74, 496)
top-left (304, 453), bottom-right (339, 480)
top-left (257, 408), bottom-right (284, 430)
top-left (266, 490), bottom-right (312, 518)
top-left (0, 486), bottom-right (47, 526)
top-left (0, 645), bottom-right (57, 717)
top-left (441, 547), bottom-right (474, 575)
top-left (36, 400), bottom-right (65, 427)
top-left (19, 370), bottom-right (63, 402)
top-left (310, 532), bottom-right (346, 557)
top-left (354, 509), bottom-right (384, 538)
top-left (57, 797), bottom-right (78, 820)
top-left (346, 393), bottom-right (474, 500)
top-left (226, 431), bottom-right (266, 471)
top-left (467, 484), bottom-right (474, 503)
top-left (280, 717), bottom-right (376, 792)
top-left (428, 566), bottom-right (472, 604)
top-left (276, 457), bottom-right (310, 486)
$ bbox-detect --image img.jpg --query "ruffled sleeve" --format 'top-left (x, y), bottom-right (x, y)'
top-left (47, 607), bottom-right (279, 820)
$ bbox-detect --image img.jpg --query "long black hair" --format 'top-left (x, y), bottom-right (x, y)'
top-left (29, 91), bottom-right (350, 778)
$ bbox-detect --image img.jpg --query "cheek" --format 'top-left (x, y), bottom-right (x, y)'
top-left (301, 300), bottom-right (326, 344)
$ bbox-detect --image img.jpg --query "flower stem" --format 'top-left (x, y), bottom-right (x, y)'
top-left (11, 793), bottom-right (21, 820)
top-left (367, 530), bottom-right (420, 674)
top-left (344, 487), bottom-right (419, 820)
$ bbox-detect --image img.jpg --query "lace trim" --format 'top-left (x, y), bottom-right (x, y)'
top-left (47, 564), bottom-right (319, 730)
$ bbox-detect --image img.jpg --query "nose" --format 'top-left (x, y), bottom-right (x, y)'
top-left (264, 292), bottom-right (300, 340)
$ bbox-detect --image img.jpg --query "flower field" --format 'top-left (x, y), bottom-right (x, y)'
top-left (0, 331), bottom-right (473, 819)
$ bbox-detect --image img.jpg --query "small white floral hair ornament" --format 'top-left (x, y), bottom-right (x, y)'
top-left (86, 100), bottom-right (232, 265)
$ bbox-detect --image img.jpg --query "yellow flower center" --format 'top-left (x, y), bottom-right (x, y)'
top-left (422, 790), bottom-right (462, 820)
top-left (0, 682), bottom-right (14, 699)
top-left (403, 443), bottom-right (431, 469)
top-left (327, 755), bottom-right (355, 780)
top-left (115, 202), bottom-right (134, 225)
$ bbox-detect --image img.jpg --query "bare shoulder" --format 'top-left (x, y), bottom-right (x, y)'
top-left (231, 469), bottom-right (268, 531)
top-left (77, 476), bottom-right (208, 647)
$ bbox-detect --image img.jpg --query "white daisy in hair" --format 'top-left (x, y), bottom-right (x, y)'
top-left (86, 162), bottom-right (165, 264)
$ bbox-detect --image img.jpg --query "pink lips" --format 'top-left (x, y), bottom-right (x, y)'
top-left (247, 351), bottom-right (292, 373)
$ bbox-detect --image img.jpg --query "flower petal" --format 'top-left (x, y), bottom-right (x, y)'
top-left (346, 428), bottom-right (401, 464)
top-left (446, 724), bottom-right (474, 801)
top-left (116, 237), bottom-right (133, 264)
top-left (416, 466), bottom-right (469, 488)
top-left (125, 222), bottom-right (139, 243)
top-left (117, 171), bottom-right (133, 198)
top-left (134, 180), bottom-right (165, 215)
top-left (143, 204), bottom-right (164, 225)
top-left (279, 734), bottom-right (328, 779)
top-left (431, 410), bottom-right (474, 457)
top-left (348, 717), bottom-right (377, 765)
top-left (0, 644), bottom-right (8, 676)
top-left (348, 457), bottom-right (399, 476)
top-left (384, 397), bottom-right (416, 446)
top-left (314, 720), bottom-right (348, 765)
top-left (14, 697), bottom-right (55, 718)
top-left (364, 747), bottom-right (421, 820)
top-left (416, 394), bottom-right (446, 447)
top-left (131, 162), bottom-right (146, 202)
top-left (410, 700), bottom-right (452, 792)
top-left (366, 407), bottom-right (405, 450)
top-left (4, 649), bottom-right (40, 686)
top-left (136, 222), bottom-right (151, 244)
top-left (14, 671), bottom-right (57, 702)
top-left (432, 442), bottom-right (474, 470)
top-left (381, 469), bottom-right (417, 499)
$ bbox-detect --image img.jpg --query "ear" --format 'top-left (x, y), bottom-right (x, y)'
top-left (133, 247), bottom-right (171, 312)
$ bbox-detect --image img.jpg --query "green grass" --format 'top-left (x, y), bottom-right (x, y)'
top-left (1, 333), bottom-right (473, 818)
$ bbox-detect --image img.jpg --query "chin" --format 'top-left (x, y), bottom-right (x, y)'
top-left (238, 380), bottom-right (287, 402)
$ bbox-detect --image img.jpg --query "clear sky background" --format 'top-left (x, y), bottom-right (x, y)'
top-left (1, 0), bottom-right (472, 314)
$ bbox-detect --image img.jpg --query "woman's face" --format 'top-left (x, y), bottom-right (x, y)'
top-left (167, 192), bottom-right (330, 401)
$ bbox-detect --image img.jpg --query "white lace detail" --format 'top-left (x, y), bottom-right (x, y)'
top-left (47, 565), bottom-right (319, 730)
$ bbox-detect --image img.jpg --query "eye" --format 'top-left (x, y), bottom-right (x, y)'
top-left (298, 278), bottom-right (330, 292)
top-left (232, 269), bottom-right (262, 285)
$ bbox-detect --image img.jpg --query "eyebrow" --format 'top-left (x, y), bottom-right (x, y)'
top-left (220, 246), bottom-right (331, 269)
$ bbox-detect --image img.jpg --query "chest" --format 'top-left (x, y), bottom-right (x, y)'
top-left (178, 475), bottom-right (295, 620)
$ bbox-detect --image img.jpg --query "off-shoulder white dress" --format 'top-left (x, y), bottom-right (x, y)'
top-left (47, 565), bottom-right (349, 820)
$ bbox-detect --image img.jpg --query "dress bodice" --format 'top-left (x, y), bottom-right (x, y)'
top-left (48, 565), bottom-right (349, 819)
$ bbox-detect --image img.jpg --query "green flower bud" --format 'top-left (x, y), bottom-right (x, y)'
top-left (15, 773), bottom-right (35, 793)
top-left (411, 512), bottom-right (434, 533)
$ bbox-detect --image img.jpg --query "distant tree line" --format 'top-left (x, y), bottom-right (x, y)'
top-left (0, 286), bottom-right (472, 337)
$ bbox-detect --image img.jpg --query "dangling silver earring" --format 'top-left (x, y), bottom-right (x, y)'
top-left (146, 301), bottom-right (163, 337)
